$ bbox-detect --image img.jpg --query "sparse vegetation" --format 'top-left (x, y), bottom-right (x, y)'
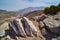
top-left (0, 10), bottom-right (17, 25)
top-left (24, 10), bottom-right (44, 18)
top-left (44, 4), bottom-right (60, 15)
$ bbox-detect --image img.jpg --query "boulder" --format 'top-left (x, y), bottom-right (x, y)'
top-left (37, 14), bottom-right (48, 22)
top-left (22, 17), bottom-right (37, 36)
top-left (9, 22), bottom-right (19, 35)
top-left (21, 18), bottom-right (33, 36)
top-left (43, 18), bottom-right (60, 34)
top-left (0, 22), bottom-right (9, 37)
top-left (0, 30), bottom-right (5, 37)
top-left (39, 21), bottom-right (44, 29)
top-left (0, 22), bottom-right (9, 31)
top-left (54, 15), bottom-right (60, 21)
top-left (9, 18), bottom-right (26, 37)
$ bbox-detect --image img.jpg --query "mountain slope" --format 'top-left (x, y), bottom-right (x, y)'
top-left (17, 6), bottom-right (45, 15)
top-left (24, 10), bottom-right (44, 18)
top-left (0, 9), bottom-right (19, 25)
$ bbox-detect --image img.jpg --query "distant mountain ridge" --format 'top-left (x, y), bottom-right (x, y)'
top-left (17, 6), bottom-right (45, 15)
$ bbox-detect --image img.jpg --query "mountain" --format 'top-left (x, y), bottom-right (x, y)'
top-left (17, 6), bottom-right (45, 15)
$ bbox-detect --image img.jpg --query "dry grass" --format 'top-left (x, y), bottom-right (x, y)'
top-left (5, 17), bottom-right (16, 22)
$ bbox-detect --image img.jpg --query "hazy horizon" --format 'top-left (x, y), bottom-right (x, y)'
top-left (0, 0), bottom-right (60, 11)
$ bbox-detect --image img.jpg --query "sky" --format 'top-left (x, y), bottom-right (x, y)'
top-left (0, 0), bottom-right (60, 11)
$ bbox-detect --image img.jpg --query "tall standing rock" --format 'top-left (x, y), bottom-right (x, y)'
top-left (21, 19), bottom-right (33, 36)
top-left (9, 22), bottom-right (19, 35)
top-left (22, 17), bottom-right (37, 36)
top-left (9, 18), bottom-right (26, 37)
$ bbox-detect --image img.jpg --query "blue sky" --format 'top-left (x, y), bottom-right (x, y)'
top-left (0, 0), bottom-right (60, 11)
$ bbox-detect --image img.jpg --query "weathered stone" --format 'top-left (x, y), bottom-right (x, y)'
top-left (37, 14), bottom-right (48, 22)
top-left (54, 15), bottom-right (60, 21)
top-left (0, 22), bottom-right (9, 37)
top-left (21, 18), bottom-right (33, 36)
top-left (0, 22), bottom-right (9, 31)
top-left (39, 21), bottom-right (44, 29)
top-left (0, 30), bottom-right (5, 37)
top-left (9, 22), bottom-right (19, 35)
top-left (52, 38), bottom-right (57, 40)
top-left (22, 17), bottom-right (38, 36)
top-left (43, 18), bottom-right (60, 34)
top-left (9, 18), bottom-right (26, 37)
top-left (41, 28), bottom-right (47, 36)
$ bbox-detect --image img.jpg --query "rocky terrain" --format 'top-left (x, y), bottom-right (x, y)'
top-left (0, 9), bottom-right (20, 25)
top-left (0, 6), bottom-right (60, 40)
top-left (0, 13), bottom-right (60, 40)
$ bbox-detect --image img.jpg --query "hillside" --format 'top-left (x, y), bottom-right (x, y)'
top-left (24, 10), bottom-right (44, 18)
top-left (17, 6), bottom-right (45, 15)
top-left (0, 10), bottom-right (19, 25)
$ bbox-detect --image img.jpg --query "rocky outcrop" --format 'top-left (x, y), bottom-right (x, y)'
top-left (43, 18), bottom-right (60, 34)
top-left (21, 17), bottom-right (33, 36)
top-left (22, 17), bottom-right (37, 36)
top-left (34, 14), bottom-right (60, 40)
top-left (4, 14), bottom-right (60, 40)
top-left (9, 18), bottom-right (26, 37)
top-left (9, 17), bottom-right (38, 37)
top-left (0, 22), bottom-right (9, 37)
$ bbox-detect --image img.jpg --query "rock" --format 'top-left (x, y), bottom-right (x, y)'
top-left (39, 21), bottom-right (44, 29)
top-left (9, 18), bottom-right (26, 37)
top-left (0, 30), bottom-right (5, 37)
top-left (51, 37), bottom-right (60, 40)
top-left (43, 18), bottom-right (60, 34)
top-left (30, 16), bottom-right (41, 21)
top-left (21, 18), bottom-right (33, 36)
top-left (9, 22), bottom-right (19, 35)
top-left (57, 37), bottom-right (60, 40)
top-left (51, 38), bottom-right (57, 40)
top-left (0, 22), bottom-right (9, 37)
top-left (54, 15), bottom-right (60, 21)
top-left (41, 28), bottom-right (56, 39)
top-left (0, 22), bottom-right (9, 31)
top-left (37, 14), bottom-right (48, 22)
top-left (41, 28), bottom-right (47, 36)
top-left (22, 17), bottom-right (38, 36)
top-left (13, 18), bottom-right (27, 37)
top-left (5, 35), bottom-right (11, 40)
